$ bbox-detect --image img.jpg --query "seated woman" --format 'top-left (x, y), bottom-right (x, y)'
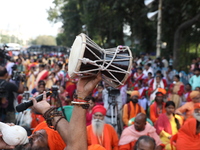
top-left (149, 92), bottom-right (166, 123)
top-left (176, 118), bottom-right (200, 150)
top-left (154, 101), bottom-right (183, 150)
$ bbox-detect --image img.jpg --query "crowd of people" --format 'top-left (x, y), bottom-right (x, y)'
top-left (0, 52), bottom-right (200, 150)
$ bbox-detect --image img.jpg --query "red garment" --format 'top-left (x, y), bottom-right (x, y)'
top-left (133, 87), bottom-right (147, 99)
top-left (149, 102), bottom-right (166, 123)
top-left (86, 111), bottom-right (93, 126)
top-left (176, 118), bottom-right (200, 150)
top-left (186, 91), bottom-right (192, 102)
top-left (31, 113), bottom-right (45, 129)
top-left (150, 79), bottom-right (167, 89)
top-left (154, 113), bottom-right (172, 135)
top-left (92, 105), bottom-right (107, 116)
top-left (169, 83), bottom-right (184, 96)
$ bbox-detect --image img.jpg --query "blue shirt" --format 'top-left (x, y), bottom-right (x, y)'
top-left (189, 75), bottom-right (200, 90)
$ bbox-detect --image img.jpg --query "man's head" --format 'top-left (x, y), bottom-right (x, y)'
top-left (190, 91), bottom-right (200, 103)
top-left (185, 83), bottom-right (192, 92)
top-left (134, 135), bottom-right (156, 150)
top-left (134, 113), bottom-right (147, 131)
top-left (193, 103), bottom-right (200, 122)
top-left (168, 65), bottom-right (173, 71)
top-left (144, 63), bottom-right (151, 70)
top-left (92, 105), bottom-right (107, 136)
top-left (15, 122), bottom-right (66, 150)
top-left (194, 68), bottom-right (200, 76)
top-left (0, 66), bottom-right (8, 78)
top-left (130, 91), bottom-right (140, 104)
top-left (155, 92), bottom-right (164, 103)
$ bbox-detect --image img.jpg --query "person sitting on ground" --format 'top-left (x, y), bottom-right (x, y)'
top-left (87, 105), bottom-right (119, 150)
top-left (122, 91), bottom-right (146, 127)
top-left (0, 73), bottom-right (102, 150)
top-left (176, 117), bottom-right (200, 150)
top-left (149, 92), bottom-right (166, 124)
top-left (133, 135), bottom-right (156, 150)
top-left (169, 75), bottom-right (184, 108)
top-left (119, 113), bottom-right (163, 150)
top-left (175, 91), bottom-right (200, 120)
top-left (154, 101), bottom-right (183, 150)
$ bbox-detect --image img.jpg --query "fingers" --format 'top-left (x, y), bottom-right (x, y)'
top-left (42, 91), bottom-right (47, 101)
top-left (30, 97), bottom-right (37, 106)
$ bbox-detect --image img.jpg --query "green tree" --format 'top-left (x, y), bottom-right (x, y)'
top-left (31, 35), bottom-right (57, 45)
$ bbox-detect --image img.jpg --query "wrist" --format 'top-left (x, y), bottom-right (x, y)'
top-left (41, 107), bottom-right (51, 115)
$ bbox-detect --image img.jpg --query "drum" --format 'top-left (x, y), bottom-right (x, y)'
top-left (68, 33), bottom-right (132, 88)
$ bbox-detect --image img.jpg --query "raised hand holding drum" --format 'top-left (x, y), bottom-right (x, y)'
top-left (68, 33), bottom-right (132, 88)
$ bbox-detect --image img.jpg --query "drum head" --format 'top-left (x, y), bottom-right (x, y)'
top-left (68, 34), bottom-right (86, 78)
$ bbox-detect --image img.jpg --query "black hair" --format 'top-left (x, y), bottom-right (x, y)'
top-left (186, 83), bottom-right (192, 87)
top-left (174, 75), bottom-right (180, 80)
top-left (168, 65), bottom-right (173, 70)
top-left (147, 63), bottom-right (151, 67)
top-left (39, 64), bottom-right (45, 68)
top-left (194, 68), bottom-right (200, 72)
top-left (38, 80), bottom-right (46, 87)
top-left (134, 135), bottom-right (156, 150)
top-left (57, 63), bottom-right (63, 69)
top-left (85, 96), bottom-right (96, 103)
top-left (165, 101), bottom-right (180, 130)
top-left (156, 70), bottom-right (162, 74)
top-left (0, 67), bottom-right (7, 77)
top-left (165, 101), bottom-right (175, 108)
top-left (148, 72), bottom-right (152, 76)
top-left (137, 67), bottom-right (143, 71)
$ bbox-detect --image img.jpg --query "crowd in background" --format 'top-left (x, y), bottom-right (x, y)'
top-left (1, 52), bottom-right (200, 150)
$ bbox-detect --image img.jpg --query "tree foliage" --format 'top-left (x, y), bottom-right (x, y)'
top-left (31, 35), bottom-right (57, 46)
top-left (47, 0), bottom-right (200, 70)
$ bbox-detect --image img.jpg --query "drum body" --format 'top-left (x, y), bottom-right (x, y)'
top-left (68, 33), bottom-right (132, 88)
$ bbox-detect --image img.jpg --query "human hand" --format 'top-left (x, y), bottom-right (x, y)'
top-left (76, 73), bottom-right (102, 99)
top-left (0, 134), bottom-right (15, 149)
top-left (32, 91), bottom-right (51, 115)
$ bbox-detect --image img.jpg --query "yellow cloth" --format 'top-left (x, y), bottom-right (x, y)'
top-left (160, 116), bottom-right (178, 150)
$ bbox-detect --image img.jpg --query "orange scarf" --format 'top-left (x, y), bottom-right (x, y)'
top-left (33, 121), bottom-right (66, 150)
top-left (129, 102), bottom-right (141, 119)
top-left (176, 118), bottom-right (200, 150)
top-left (90, 124), bottom-right (111, 150)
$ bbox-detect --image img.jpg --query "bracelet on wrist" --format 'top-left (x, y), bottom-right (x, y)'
top-left (72, 95), bottom-right (90, 109)
top-left (43, 107), bottom-right (64, 130)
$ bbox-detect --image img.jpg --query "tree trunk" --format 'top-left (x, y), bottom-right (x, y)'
top-left (173, 13), bottom-right (200, 70)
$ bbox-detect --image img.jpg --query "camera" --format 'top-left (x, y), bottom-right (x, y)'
top-left (51, 85), bottom-right (59, 92)
top-left (22, 91), bottom-right (30, 101)
top-left (11, 69), bottom-right (26, 82)
top-left (0, 45), bottom-right (11, 65)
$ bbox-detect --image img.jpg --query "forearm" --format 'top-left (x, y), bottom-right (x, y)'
top-left (66, 106), bottom-right (87, 150)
